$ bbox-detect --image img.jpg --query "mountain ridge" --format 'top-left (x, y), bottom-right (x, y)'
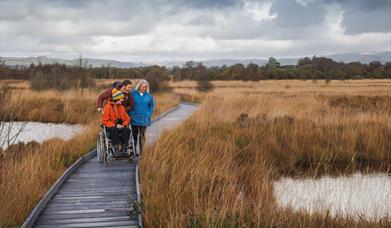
top-left (1, 51), bottom-right (390, 68)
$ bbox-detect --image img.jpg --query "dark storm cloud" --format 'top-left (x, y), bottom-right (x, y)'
top-left (342, 1), bottom-right (391, 34)
top-left (2, 0), bottom-right (388, 33)
top-left (322, 0), bottom-right (391, 10)
top-left (321, 0), bottom-right (391, 34)
top-left (343, 8), bottom-right (391, 34)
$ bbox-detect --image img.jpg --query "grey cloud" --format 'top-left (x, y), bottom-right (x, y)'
top-left (355, 0), bottom-right (391, 11)
top-left (321, 0), bottom-right (391, 33)
top-left (270, 0), bottom-right (325, 28)
top-left (1, 0), bottom-right (390, 60)
top-left (40, 0), bottom-right (95, 8)
top-left (179, 0), bottom-right (240, 9)
top-left (191, 0), bottom-right (326, 40)
top-left (270, 0), bottom-right (390, 34)
top-left (343, 8), bottom-right (391, 34)
top-left (322, 0), bottom-right (391, 10)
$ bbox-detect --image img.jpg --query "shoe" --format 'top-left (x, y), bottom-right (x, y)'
top-left (122, 144), bottom-right (129, 154)
top-left (113, 144), bottom-right (120, 156)
top-left (108, 148), bottom-right (114, 158)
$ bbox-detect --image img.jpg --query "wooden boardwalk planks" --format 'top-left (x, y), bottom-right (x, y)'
top-left (22, 103), bottom-right (198, 228)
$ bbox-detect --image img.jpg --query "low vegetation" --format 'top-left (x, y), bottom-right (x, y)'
top-left (140, 79), bottom-right (391, 227)
top-left (30, 63), bottom-right (95, 91)
top-left (0, 80), bottom-right (179, 227)
top-left (1, 79), bottom-right (390, 227)
top-left (145, 67), bottom-right (172, 93)
top-left (0, 124), bottom-right (99, 225)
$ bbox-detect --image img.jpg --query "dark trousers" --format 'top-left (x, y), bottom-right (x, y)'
top-left (131, 125), bottom-right (147, 153)
top-left (106, 127), bottom-right (130, 146)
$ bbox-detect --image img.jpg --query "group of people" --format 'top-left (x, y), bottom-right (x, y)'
top-left (98, 79), bottom-right (155, 155)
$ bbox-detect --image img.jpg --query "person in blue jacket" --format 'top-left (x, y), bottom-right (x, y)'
top-left (129, 79), bottom-right (154, 155)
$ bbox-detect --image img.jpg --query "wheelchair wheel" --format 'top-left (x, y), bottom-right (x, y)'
top-left (97, 133), bottom-right (104, 163)
top-left (127, 128), bottom-right (136, 157)
top-left (103, 134), bottom-right (111, 164)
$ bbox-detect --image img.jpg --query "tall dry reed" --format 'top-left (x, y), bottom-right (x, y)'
top-left (0, 81), bottom-right (180, 226)
top-left (140, 79), bottom-right (391, 227)
top-left (0, 124), bottom-right (99, 226)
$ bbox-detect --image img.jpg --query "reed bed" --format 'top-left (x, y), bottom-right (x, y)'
top-left (0, 81), bottom-right (179, 227)
top-left (140, 79), bottom-right (391, 227)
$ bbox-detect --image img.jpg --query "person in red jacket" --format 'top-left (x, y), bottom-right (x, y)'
top-left (97, 80), bottom-right (135, 113)
top-left (102, 89), bottom-right (131, 155)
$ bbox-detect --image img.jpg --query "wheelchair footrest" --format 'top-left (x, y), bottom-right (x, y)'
top-left (111, 152), bottom-right (133, 158)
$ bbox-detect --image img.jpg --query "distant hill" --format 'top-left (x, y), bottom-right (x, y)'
top-left (0, 56), bottom-right (146, 68)
top-left (1, 51), bottom-right (390, 68)
top-left (323, 51), bottom-right (391, 65)
top-left (197, 51), bottom-right (391, 67)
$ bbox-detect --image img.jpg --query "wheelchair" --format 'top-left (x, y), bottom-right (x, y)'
top-left (96, 125), bottom-right (137, 164)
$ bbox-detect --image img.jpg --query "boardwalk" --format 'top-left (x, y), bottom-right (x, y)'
top-left (23, 103), bottom-right (198, 228)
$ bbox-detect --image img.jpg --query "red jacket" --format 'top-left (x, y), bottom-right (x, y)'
top-left (97, 88), bottom-right (135, 112)
top-left (102, 102), bottom-right (130, 127)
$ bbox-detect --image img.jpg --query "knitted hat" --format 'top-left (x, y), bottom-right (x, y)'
top-left (112, 81), bottom-right (122, 90)
top-left (112, 89), bottom-right (124, 101)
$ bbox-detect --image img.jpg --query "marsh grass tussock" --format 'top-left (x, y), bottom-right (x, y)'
top-left (0, 79), bottom-right (390, 227)
top-left (141, 79), bottom-right (391, 227)
top-left (0, 80), bottom-right (179, 226)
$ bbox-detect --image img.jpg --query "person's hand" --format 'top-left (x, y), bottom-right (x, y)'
top-left (97, 107), bottom-right (103, 114)
top-left (116, 124), bottom-right (124, 129)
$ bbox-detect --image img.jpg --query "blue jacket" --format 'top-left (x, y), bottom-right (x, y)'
top-left (129, 90), bottom-right (155, 126)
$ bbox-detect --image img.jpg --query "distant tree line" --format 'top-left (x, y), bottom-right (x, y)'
top-left (0, 61), bottom-right (171, 81)
top-left (1, 56), bottom-right (390, 89)
top-left (171, 57), bottom-right (391, 81)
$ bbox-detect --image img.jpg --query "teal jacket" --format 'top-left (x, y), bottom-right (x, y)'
top-left (129, 90), bottom-right (154, 126)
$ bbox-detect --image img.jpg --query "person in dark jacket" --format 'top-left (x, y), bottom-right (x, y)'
top-left (129, 79), bottom-right (154, 155)
top-left (97, 80), bottom-right (135, 113)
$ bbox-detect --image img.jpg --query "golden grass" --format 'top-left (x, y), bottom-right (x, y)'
top-left (140, 79), bottom-right (391, 227)
top-left (153, 92), bottom-right (181, 118)
top-left (0, 81), bottom-right (179, 227)
top-left (0, 124), bottom-right (99, 226)
top-left (1, 79), bottom-right (390, 227)
top-left (172, 79), bottom-right (391, 97)
top-left (2, 79), bottom-right (179, 123)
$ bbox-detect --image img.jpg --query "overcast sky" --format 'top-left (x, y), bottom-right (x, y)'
top-left (1, 0), bottom-right (390, 61)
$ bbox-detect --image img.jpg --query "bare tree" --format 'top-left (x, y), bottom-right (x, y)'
top-left (0, 86), bottom-right (26, 154)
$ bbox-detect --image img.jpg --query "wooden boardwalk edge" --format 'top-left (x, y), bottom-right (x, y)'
top-left (21, 150), bottom-right (97, 228)
top-left (21, 103), bottom-right (198, 228)
top-left (135, 163), bottom-right (143, 227)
